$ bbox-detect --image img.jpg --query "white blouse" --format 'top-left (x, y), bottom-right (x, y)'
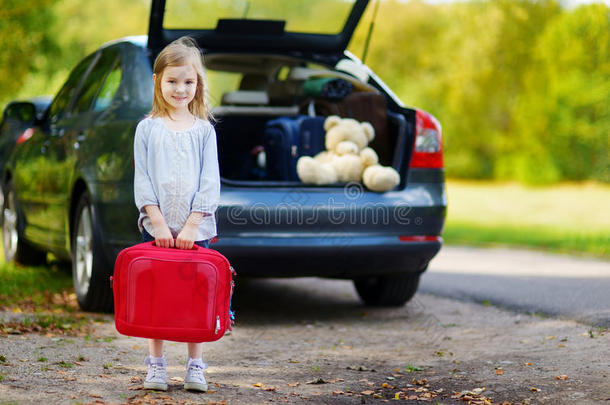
top-left (133, 116), bottom-right (220, 241)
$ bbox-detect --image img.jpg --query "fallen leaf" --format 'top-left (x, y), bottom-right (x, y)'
top-left (347, 365), bottom-right (375, 372)
top-left (530, 387), bottom-right (540, 392)
top-left (555, 375), bottom-right (569, 380)
top-left (332, 390), bottom-right (344, 395)
top-left (524, 362), bottom-right (533, 366)
top-left (253, 382), bottom-right (263, 387)
top-left (557, 344), bottom-right (566, 348)
top-left (361, 390), bottom-right (375, 395)
top-left (411, 378), bottom-right (428, 386)
top-left (287, 382), bottom-right (300, 387)
top-left (495, 368), bottom-right (504, 376)
top-left (306, 377), bottom-right (326, 384)
top-left (170, 376), bottom-right (184, 382)
top-left (89, 394), bottom-right (102, 398)
top-left (263, 386), bottom-right (277, 392)
top-left (382, 383), bottom-right (390, 388)
top-left (545, 335), bottom-right (556, 340)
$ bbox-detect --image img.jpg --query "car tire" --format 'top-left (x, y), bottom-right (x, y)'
top-left (2, 180), bottom-right (47, 265)
top-left (353, 273), bottom-right (420, 307)
top-left (71, 192), bottom-right (113, 312)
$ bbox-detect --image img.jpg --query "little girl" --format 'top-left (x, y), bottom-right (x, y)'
top-left (133, 36), bottom-right (220, 392)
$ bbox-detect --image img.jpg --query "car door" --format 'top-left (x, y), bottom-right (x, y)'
top-left (51, 46), bottom-right (124, 248)
top-left (14, 53), bottom-right (98, 248)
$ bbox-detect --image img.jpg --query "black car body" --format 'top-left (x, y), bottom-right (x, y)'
top-left (1, 0), bottom-right (446, 312)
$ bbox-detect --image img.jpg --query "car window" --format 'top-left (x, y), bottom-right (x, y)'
top-left (207, 70), bottom-right (241, 107)
top-left (93, 58), bottom-right (122, 112)
top-left (47, 53), bottom-right (98, 123)
top-left (72, 49), bottom-right (120, 115)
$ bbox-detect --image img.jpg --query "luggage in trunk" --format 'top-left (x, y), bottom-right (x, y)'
top-left (301, 91), bottom-right (391, 165)
top-left (263, 115), bottom-right (326, 181)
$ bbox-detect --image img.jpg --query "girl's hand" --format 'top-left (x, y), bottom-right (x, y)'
top-left (176, 222), bottom-right (197, 249)
top-left (154, 224), bottom-right (175, 248)
top-left (144, 205), bottom-right (174, 248)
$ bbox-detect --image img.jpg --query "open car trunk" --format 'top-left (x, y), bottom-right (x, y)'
top-left (207, 54), bottom-right (414, 190)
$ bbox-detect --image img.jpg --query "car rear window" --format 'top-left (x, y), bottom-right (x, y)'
top-left (163, 0), bottom-right (357, 35)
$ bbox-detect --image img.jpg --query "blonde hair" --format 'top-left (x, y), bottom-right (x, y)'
top-left (150, 36), bottom-right (213, 121)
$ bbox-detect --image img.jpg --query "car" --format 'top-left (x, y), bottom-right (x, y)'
top-left (1, 0), bottom-right (446, 312)
top-left (0, 97), bottom-right (52, 209)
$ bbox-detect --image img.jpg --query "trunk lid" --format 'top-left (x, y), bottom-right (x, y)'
top-left (148, 0), bottom-right (369, 56)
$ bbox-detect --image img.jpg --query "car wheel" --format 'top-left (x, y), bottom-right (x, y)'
top-left (72, 192), bottom-right (113, 312)
top-left (353, 273), bottom-right (420, 307)
top-left (2, 180), bottom-right (47, 265)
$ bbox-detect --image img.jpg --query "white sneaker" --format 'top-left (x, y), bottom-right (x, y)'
top-left (184, 358), bottom-right (208, 392)
top-left (144, 356), bottom-right (168, 391)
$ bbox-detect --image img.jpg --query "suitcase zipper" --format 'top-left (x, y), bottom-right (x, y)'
top-left (215, 315), bottom-right (221, 334)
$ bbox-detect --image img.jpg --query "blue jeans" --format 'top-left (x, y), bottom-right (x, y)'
top-left (141, 227), bottom-right (210, 249)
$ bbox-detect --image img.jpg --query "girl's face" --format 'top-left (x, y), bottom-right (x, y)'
top-left (157, 64), bottom-right (198, 114)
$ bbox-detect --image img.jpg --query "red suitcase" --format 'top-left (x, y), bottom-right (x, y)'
top-left (111, 241), bottom-right (235, 343)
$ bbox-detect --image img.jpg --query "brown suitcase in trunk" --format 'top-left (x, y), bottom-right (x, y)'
top-left (301, 92), bottom-right (392, 166)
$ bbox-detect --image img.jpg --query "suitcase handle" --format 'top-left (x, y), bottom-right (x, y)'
top-left (147, 240), bottom-right (204, 251)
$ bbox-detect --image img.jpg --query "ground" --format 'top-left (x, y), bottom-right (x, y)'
top-left (1, 278), bottom-right (609, 405)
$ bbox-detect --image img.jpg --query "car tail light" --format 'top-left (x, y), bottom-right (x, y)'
top-left (399, 235), bottom-right (442, 242)
top-left (409, 109), bottom-right (443, 168)
top-left (16, 128), bottom-right (34, 144)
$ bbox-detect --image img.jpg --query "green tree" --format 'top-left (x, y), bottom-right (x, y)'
top-left (512, 3), bottom-right (610, 183)
top-left (0, 0), bottom-right (58, 102)
top-left (2, 0), bottom-right (149, 109)
top-left (351, 0), bottom-right (562, 180)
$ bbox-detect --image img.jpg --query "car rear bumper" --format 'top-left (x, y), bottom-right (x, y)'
top-left (211, 235), bottom-right (442, 278)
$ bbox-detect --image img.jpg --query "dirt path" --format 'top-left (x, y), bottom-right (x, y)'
top-left (1, 277), bottom-right (609, 404)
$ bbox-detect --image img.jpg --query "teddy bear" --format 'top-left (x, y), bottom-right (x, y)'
top-left (296, 115), bottom-right (400, 192)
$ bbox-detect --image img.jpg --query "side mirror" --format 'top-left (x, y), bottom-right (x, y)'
top-left (2, 102), bottom-right (37, 125)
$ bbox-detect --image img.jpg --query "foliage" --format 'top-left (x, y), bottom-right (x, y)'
top-left (0, 0), bottom-right (149, 108)
top-left (0, 0), bottom-right (59, 101)
top-left (349, 0), bottom-right (608, 184)
top-left (510, 3), bottom-right (610, 183)
top-left (1, 0), bottom-right (608, 184)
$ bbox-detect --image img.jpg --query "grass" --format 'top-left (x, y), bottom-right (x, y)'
top-left (443, 180), bottom-right (610, 258)
top-left (0, 259), bottom-right (73, 310)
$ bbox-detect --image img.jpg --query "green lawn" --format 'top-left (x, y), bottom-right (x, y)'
top-left (0, 252), bottom-right (73, 311)
top-left (443, 180), bottom-right (610, 258)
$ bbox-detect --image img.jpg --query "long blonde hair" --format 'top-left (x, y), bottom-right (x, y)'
top-left (150, 36), bottom-right (213, 121)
